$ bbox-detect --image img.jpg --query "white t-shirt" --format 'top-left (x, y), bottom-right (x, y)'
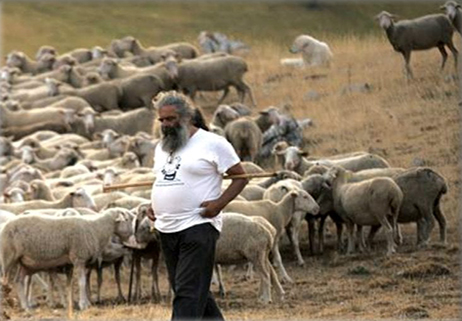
top-left (151, 129), bottom-right (240, 233)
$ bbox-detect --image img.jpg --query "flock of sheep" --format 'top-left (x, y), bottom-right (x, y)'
top-left (0, 1), bottom-right (459, 317)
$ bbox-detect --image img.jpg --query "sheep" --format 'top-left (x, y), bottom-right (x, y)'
top-left (114, 36), bottom-right (199, 62)
top-left (0, 207), bottom-right (134, 313)
top-left (215, 213), bottom-right (284, 303)
top-left (3, 186), bottom-right (27, 203)
top-left (22, 147), bottom-right (81, 173)
top-left (59, 164), bottom-right (91, 179)
top-left (224, 190), bottom-right (319, 283)
top-left (239, 184), bottom-right (266, 201)
top-left (198, 31), bottom-right (250, 55)
top-left (6, 51), bottom-right (55, 75)
top-left (0, 188), bottom-right (96, 214)
top-left (375, 11), bottom-right (458, 79)
top-left (322, 166), bottom-right (403, 255)
top-left (104, 195), bottom-right (149, 210)
top-left (441, 1), bottom-right (462, 34)
top-left (77, 106), bottom-right (156, 137)
top-left (241, 161), bottom-right (265, 174)
top-left (286, 34), bottom-right (333, 67)
top-left (365, 167), bottom-right (448, 248)
top-left (126, 203), bottom-right (162, 303)
top-left (128, 135), bottom-right (158, 168)
top-left (164, 55), bottom-right (257, 106)
top-left (28, 179), bottom-right (55, 201)
top-left (274, 145), bottom-right (390, 176)
top-left (225, 117), bottom-right (263, 162)
top-left (263, 179), bottom-right (312, 266)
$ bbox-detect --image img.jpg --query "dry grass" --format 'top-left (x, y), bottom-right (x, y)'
top-left (1, 1), bottom-right (461, 320)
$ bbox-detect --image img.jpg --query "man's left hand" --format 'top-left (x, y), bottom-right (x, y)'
top-left (199, 199), bottom-right (222, 218)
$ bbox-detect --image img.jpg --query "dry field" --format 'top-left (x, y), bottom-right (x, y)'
top-left (1, 2), bottom-right (461, 320)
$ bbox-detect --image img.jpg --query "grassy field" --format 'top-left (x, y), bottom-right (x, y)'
top-left (1, 1), bottom-right (461, 320)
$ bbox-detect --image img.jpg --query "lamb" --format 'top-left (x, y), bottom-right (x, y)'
top-left (274, 145), bottom-right (390, 176)
top-left (225, 117), bottom-right (263, 162)
top-left (263, 179), bottom-right (311, 266)
top-left (126, 203), bottom-right (162, 303)
top-left (285, 35), bottom-right (333, 67)
top-left (164, 55), bottom-right (256, 106)
top-left (224, 190), bottom-right (319, 283)
top-left (0, 188), bottom-right (96, 214)
top-left (441, 1), bottom-right (462, 34)
top-left (215, 213), bottom-right (284, 303)
top-left (0, 208), bottom-right (134, 314)
top-left (323, 166), bottom-right (403, 255)
top-left (375, 11), bottom-right (458, 79)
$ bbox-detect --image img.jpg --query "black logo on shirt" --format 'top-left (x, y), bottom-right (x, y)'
top-left (161, 156), bottom-right (181, 181)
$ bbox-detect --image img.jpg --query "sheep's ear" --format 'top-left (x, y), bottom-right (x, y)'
top-left (96, 172), bottom-right (104, 179)
top-left (299, 150), bottom-right (309, 157)
top-left (93, 132), bottom-right (103, 140)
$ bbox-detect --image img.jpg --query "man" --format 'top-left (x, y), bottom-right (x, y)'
top-left (147, 91), bottom-right (248, 320)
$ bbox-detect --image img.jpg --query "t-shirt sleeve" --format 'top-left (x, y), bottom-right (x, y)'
top-left (212, 137), bottom-right (241, 174)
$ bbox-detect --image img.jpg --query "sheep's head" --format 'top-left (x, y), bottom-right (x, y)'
top-left (212, 104), bottom-right (240, 127)
top-left (105, 207), bottom-right (135, 242)
top-left (3, 186), bottom-right (27, 203)
top-left (375, 11), bottom-right (397, 29)
top-left (0, 136), bottom-right (14, 157)
top-left (119, 36), bottom-right (137, 52)
top-left (100, 167), bottom-right (120, 186)
top-left (37, 53), bottom-right (56, 73)
top-left (98, 58), bottom-right (118, 79)
top-left (35, 45), bottom-right (57, 61)
top-left (290, 35), bottom-right (313, 54)
top-left (19, 145), bottom-right (36, 164)
top-left (28, 179), bottom-right (47, 199)
top-left (78, 107), bottom-right (99, 134)
top-left (273, 145), bottom-right (307, 171)
top-left (121, 152), bottom-right (141, 169)
top-left (163, 54), bottom-right (180, 80)
top-left (55, 148), bottom-right (81, 167)
top-left (52, 55), bottom-right (77, 70)
top-left (293, 188), bottom-right (320, 216)
top-left (70, 188), bottom-right (97, 211)
top-left (134, 202), bottom-right (158, 245)
top-left (440, 1), bottom-right (461, 20)
top-left (6, 51), bottom-right (25, 69)
top-left (91, 46), bottom-right (108, 59)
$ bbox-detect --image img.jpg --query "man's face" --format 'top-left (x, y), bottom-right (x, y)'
top-left (158, 105), bottom-right (189, 153)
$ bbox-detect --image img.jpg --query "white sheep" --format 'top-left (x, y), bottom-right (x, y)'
top-left (283, 35), bottom-right (333, 67)
top-left (224, 189), bottom-right (319, 283)
top-left (215, 213), bottom-right (284, 303)
top-left (0, 208), bottom-right (134, 314)
top-left (323, 166), bottom-right (403, 255)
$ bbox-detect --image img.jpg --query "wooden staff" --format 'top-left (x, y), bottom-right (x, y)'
top-left (102, 172), bottom-right (277, 193)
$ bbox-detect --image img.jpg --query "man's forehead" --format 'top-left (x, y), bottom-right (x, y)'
top-left (159, 104), bottom-right (179, 114)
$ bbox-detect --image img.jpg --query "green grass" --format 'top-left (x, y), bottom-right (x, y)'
top-left (3, 1), bottom-right (444, 56)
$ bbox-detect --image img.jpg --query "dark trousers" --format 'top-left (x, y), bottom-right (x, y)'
top-left (159, 223), bottom-right (224, 321)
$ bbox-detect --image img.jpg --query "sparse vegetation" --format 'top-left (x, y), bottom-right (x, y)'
top-left (2, 1), bottom-right (460, 320)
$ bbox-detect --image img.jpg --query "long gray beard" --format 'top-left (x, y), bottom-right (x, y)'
top-left (161, 122), bottom-right (190, 153)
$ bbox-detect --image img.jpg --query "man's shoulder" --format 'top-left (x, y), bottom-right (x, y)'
top-left (197, 129), bottom-right (228, 145)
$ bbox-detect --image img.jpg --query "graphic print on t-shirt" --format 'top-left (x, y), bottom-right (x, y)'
top-left (161, 155), bottom-right (182, 182)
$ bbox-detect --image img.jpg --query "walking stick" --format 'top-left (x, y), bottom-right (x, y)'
top-left (102, 172), bottom-right (277, 192)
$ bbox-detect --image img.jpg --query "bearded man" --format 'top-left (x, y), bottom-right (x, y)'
top-left (147, 91), bottom-right (248, 320)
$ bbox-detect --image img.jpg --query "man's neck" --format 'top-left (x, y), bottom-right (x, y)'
top-left (189, 125), bottom-right (199, 138)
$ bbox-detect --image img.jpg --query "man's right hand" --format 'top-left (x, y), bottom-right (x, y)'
top-left (147, 206), bottom-right (156, 221)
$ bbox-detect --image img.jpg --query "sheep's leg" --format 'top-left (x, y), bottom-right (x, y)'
top-left (271, 237), bottom-right (293, 284)
top-left (446, 41), bottom-right (459, 73)
top-left (245, 262), bottom-right (254, 280)
top-left (306, 216), bottom-right (316, 255)
top-left (242, 81), bottom-right (257, 107)
top-left (254, 253), bottom-right (272, 303)
top-left (214, 264), bottom-right (226, 299)
top-left (437, 44), bottom-right (448, 71)
top-left (286, 211), bottom-right (305, 266)
top-left (66, 268), bottom-right (74, 319)
top-left (433, 200), bottom-right (447, 244)
top-left (96, 265), bottom-right (103, 303)
top-left (76, 263), bottom-right (91, 310)
top-left (376, 216), bottom-right (395, 256)
top-left (151, 254), bottom-right (161, 303)
top-left (216, 87), bottom-right (230, 105)
top-left (316, 215), bottom-right (326, 254)
top-left (401, 51), bottom-right (413, 80)
top-left (114, 259), bottom-right (126, 303)
top-left (134, 256), bottom-right (142, 301)
top-left (345, 221), bottom-right (356, 255)
top-left (17, 268), bottom-right (30, 311)
top-left (268, 259), bottom-right (285, 302)
top-left (85, 268), bottom-right (92, 303)
top-left (356, 225), bottom-right (367, 253)
top-left (367, 225), bottom-right (381, 249)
